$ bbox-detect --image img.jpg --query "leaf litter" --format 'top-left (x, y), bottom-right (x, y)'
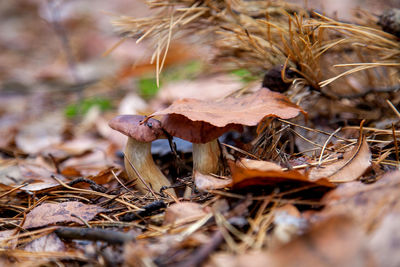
top-left (1, 0), bottom-right (400, 266)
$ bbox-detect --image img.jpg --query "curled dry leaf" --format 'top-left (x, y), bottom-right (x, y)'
top-left (152, 89), bottom-right (304, 128)
top-left (23, 201), bottom-right (106, 229)
top-left (194, 171), bottom-right (232, 191)
top-left (230, 159), bottom-right (334, 189)
top-left (308, 135), bottom-right (371, 182)
top-left (163, 202), bottom-right (209, 226)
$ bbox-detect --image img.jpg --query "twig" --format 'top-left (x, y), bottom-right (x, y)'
top-left (111, 169), bottom-right (136, 196)
top-left (48, 153), bottom-right (61, 174)
top-left (68, 177), bottom-right (107, 193)
top-left (387, 99), bottom-right (400, 120)
top-left (55, 227), bottom-right (134, 244)
top-left (71, 214), bottom-right (91, 228)
top-left (0, 183), bottom-right (28, 199)
top-left (120, 200), bottom-right (166, 222)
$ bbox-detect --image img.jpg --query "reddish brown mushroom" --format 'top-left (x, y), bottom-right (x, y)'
top-left (109, 115), bottom-right (176, 197)
top-left (152, 89), bottom-right (305, 177)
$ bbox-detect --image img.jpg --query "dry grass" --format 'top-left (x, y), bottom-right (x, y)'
top-left (113, 0), bottom-right (399, 95)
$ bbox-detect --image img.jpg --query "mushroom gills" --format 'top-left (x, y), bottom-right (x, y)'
top-left (124, 138), bottom-right (176, 197)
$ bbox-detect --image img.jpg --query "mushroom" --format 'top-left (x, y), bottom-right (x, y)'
top-left (109, 115), bottom-right (176, 197)
top-left (151, 89), bottom-right (305, 177)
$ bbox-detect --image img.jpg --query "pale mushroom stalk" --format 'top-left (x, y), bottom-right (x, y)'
top-left (109, 115), bottom-right (176, 197)
top-left (124, 138), bottom-right (176, 197)
top-left (192, 140), bottom-right (221, 175)
top-left (183, 140), bottom-right (221, 198)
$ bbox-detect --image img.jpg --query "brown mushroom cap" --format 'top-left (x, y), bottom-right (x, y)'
top-left (109, 115), bottom-right (165, 142)
top-left (152, 89), bottom-right (305, 143)
top-left (161, 114), bottom-right (243, 144)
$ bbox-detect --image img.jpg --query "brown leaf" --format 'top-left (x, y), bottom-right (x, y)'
top-left (308, 135), bottom-right (371, 182)
top-left (163, 202), bottom-right (209, 225)
top-left (152, 89), bottom-right (304, 128)
top-left (368, 212), bottom-right (400, 267)
top-left (230, 159), bottom-right (334, 189)
top-left (23, 202), bottom-right (106, 229)
top-left (15, 113), bottom-right (65, 154)
top-left (316, 170), bottom-right (400, 231)
top-left (194, 171), bottom-right (232, 191)
top-left (21, 182), bottom-right (60, 192)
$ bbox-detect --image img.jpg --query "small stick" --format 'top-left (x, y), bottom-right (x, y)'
top-left (71, 214), bottom-right (91, 228)
top-left (120, 200), bottom-right (166, 222)
top-left (0, 183), bottom-right (28, 199)
top-left (68, 177), bottom-right (107, 193)
top-left (111, 170), bottom-right (136, 196)
top-left (48, 153), bottom-right (61, 174)
top-left (55, 227), bottom-right (134, 244)
top-left (387, 99), bottom-right (400, 120)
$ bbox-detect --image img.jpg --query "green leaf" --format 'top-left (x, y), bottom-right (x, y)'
top-left (231, 69), bottom-right (258, 83)
top-left (138, 77), bottom-right (160, 98)
top-left (64, 97), bottom-right (112, 118)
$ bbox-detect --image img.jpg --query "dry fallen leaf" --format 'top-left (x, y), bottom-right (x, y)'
top-left (315, 170), bottom-right (400, 231)
top-left (20, 182), bottom-right (60, 192)
top-left (367, 212), bottom-right (400, 267)
top-left (194, 171), bottom-right (232, 191)
top-left (230, 159), bottom-right (334, 189)
top-left (308, 135), bottom-right (371, 182)
top-left (163, 202), bottom-right (209, 225)
top-left (15, 113), bottom-right (66, 154)
top-left (23, 202), bottom-right (106, 229)
top-left (152, 88), bottom-right (305, 128)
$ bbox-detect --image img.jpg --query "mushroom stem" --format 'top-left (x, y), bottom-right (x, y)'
top-left (192, 139), bottom-right (221, 175)
top-left (184, 140), bottom-right (221, 198)
top-left (124, 138), bottom-right (176, 197)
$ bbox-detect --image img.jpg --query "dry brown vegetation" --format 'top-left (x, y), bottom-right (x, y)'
top-left (1, 1), bottom-right (400, 266)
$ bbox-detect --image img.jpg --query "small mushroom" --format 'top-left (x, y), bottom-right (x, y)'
top-left (151, 89), bottom-right (305, 195)
top-left (152, 88), bottom-right (304, 177)
top-left (109, 115), bottom-right (176, 197)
